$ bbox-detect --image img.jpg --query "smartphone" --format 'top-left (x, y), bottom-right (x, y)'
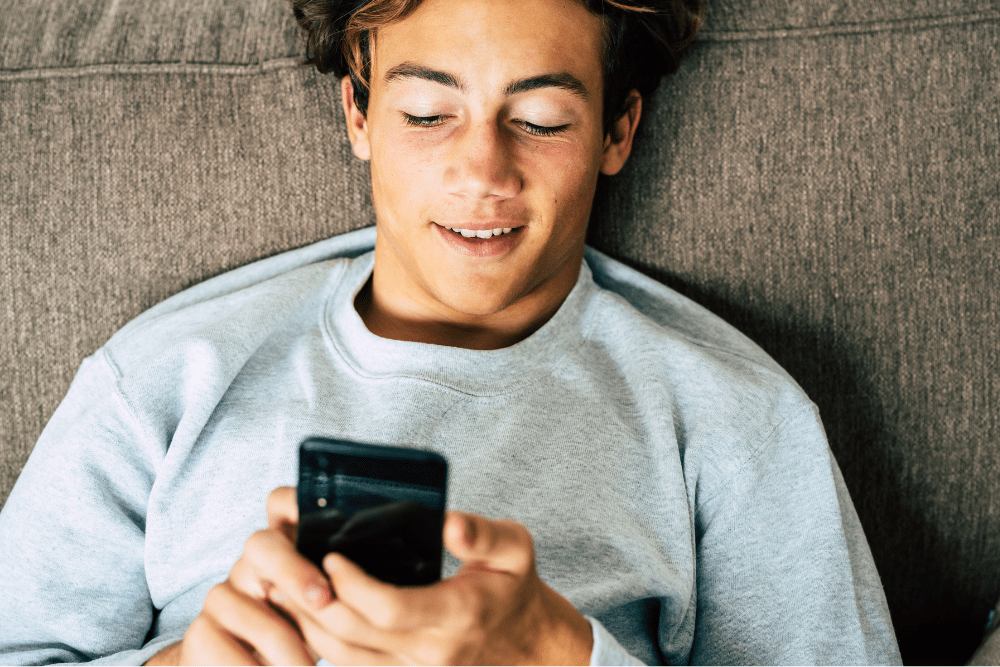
top-left (296, 437), bottom-right (448, 586)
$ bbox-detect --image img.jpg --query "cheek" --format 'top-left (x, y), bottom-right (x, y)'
top-left (369, 132), bottom-right (443, 219)
top-left (519, 142), bottom-right (601, 224)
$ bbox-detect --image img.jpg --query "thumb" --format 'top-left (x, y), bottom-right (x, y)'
top-left (444, 512), bottom-right (535, 576)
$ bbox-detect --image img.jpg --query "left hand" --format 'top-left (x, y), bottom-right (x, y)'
top-left (259, 487), bottom-right (593, 665)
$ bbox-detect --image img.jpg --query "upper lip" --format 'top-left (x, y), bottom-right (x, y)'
top-left (435, 222), bottom-right (524, 231)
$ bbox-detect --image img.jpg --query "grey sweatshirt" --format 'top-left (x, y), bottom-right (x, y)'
top-left (0, 226), bottom-right (901, 665)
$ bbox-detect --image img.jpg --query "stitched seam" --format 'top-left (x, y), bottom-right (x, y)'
top-left (98, 347), bottom-right (166, 466)
top-left (696, 402), bottom-right (818, 509)
top-left (696, 10), bottom-right (1000, 42)
top-left (0, 56), bottom-right (303, 81)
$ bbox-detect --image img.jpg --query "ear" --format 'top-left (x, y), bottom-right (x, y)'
top-left (341, 76), bottom-right (372, 161)
top-left (599, 90), bottom-right (642, 176)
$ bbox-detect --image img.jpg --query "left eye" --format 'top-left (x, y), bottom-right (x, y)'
top-left (518, 121), bottom-right (568, 137)
top-left (402, 113), bottom-right (447, 127)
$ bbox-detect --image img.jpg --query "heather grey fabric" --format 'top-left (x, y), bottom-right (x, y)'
top-left (0, 232), bottom-right (900, 664)
top-left (1, 0), bottom-right (998, 663)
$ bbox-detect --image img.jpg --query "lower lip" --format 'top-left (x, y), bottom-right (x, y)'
top-left (434, 223), bottom-right (523, 258)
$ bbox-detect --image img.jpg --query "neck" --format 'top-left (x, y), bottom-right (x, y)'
top-left (355, 250), bottom-right (583, 351)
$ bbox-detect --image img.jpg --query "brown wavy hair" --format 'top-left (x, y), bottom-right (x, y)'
top-left (289, 0), bottom-right (702, 134)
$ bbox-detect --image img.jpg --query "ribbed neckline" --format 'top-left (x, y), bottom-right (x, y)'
top-left (323, 251), bottom-right (597, 397)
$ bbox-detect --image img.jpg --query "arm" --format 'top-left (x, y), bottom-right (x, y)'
top-left (0, 351), bottom-right (171, 664)
top-left (690, 404), bottom-right (902, 665)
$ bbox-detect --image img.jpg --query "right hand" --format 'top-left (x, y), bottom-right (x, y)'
top-left (146, 489), bottom-right (329, 665)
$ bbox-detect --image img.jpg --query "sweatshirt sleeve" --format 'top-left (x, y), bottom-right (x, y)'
top-left (0, 350), bottom-right (166, 664)
top-left (689, 403), bottom-right (902, 666)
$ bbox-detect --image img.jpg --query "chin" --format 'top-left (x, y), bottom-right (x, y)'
top-left (435, 290), bottom-right (514, 319)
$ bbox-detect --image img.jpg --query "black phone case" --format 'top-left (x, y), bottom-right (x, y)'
top-left (296, 438), bottom-right (448, 586)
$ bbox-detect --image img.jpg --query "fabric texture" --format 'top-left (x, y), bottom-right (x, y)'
top-left (1, 0), bottom-right (998, 663)
top-left (0, 227), bottom-right (900, 665)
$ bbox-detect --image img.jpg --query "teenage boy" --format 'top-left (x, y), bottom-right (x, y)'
top-left (0, 0), bottom-right (902, 664)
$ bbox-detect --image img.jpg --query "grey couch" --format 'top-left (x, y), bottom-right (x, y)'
top-left (2, 0), bottom-right (998, 663)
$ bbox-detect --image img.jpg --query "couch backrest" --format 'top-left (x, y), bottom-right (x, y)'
top-left (2, 0), bottom-right (998, 662)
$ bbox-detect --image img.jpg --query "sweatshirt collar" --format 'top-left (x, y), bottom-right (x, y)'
top-left (324, 251), bottom-right (597, 396)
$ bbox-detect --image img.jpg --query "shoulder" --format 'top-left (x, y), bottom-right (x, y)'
top-left (583, 246), bottom-right (789, 378)
top-left (104, 228), bottom-right (375, 380)
top-left (80, 228), bottom-right (376, 445)
top-left (582, 247), bottom-right (822, 482)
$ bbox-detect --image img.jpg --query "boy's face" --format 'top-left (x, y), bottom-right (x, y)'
top-left (345, 0), bottom-right (636, 323)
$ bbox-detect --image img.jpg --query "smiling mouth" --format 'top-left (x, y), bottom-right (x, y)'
top-left (437, 224), bottom-right (519, 239)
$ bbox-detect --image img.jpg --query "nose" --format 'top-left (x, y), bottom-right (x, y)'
top-left (443, 121), bottom-right (522, 201)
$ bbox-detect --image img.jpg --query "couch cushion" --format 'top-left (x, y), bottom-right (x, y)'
top-left (699, 0), bottom-right (998, 34)
top-left (0, 0), bottom-right (299, 68)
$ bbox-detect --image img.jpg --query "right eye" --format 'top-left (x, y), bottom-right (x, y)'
top-left (402, 113), bottom-right (447, 127)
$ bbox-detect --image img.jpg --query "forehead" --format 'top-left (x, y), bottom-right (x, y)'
top-left (370, 0), bottom-right (605, 92)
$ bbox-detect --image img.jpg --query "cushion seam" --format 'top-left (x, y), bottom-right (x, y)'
top-left (0, 56), bottom-right (303, 81)
top-left (696, 10), bottom-right (1000, 42)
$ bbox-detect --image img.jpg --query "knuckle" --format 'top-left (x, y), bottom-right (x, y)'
top-left (505, 520), bottom-right (536, 571)
top-left (201, 583), bottom-right (230, 617)
top-left (312, 634), bottom-right (356, 666)
top-left (244, 528), bottom-right (273, 554)
top-left (228, 558), bottom-right (264, 598)
top-left (267, 487), bottom-right (297, 524)
top-left (417, 642), bottom-right (454, 665)
top-left (184, 614), bottom-right (218, 649)
top-left (256, 616), bottom-right (298, 653)
top-left (242, 529), bottom-right (286, 570)
top-left (508, 520), bottom-right (534, 550)
top-left (371, 599), bottom-right (403, 629)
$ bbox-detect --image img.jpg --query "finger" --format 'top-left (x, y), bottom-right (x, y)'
top-left (322, 552), bottom-right (455, 632)
top-left (281, 594), bottom-right (405, 661)
top-left (180, 615), bottom-right (261, 666)
top-left (444, 512), bottom-right (535, 576)
top-left (273, 585), bottom-right (377, 644)
top-left (199, 581), bottom-right (315, 665)
top-left (267, 486), bottom-right (298, 539)
top-left (296, 610), bottom-right (398, 666)
top-left (228, 556), bottom-right (268, 600)
top-left (267, 582), bottom-right (399, 663)
top-left (242, 528), bottom-right (333, 611)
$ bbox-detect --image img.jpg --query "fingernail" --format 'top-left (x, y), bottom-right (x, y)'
top-left (304, 582), bottom-right (329, 607)
top-left (322, 553), bottom-right (339, 572)
top-left (269, 588), bottom-right (285, 605)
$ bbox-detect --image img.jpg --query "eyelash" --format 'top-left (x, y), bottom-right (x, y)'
top-left (402, 113), bottom-right (446, 128)
top-left (518, 121), bottom-right (568, 137)
top-left (401, 113), bottom-right (567, 137)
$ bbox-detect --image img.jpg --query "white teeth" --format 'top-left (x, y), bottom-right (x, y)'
top-left (444, 226), bottom-right (517, 238)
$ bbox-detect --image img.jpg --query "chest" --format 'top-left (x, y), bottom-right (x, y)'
top-left (144, 348), bottom-right (695, 663)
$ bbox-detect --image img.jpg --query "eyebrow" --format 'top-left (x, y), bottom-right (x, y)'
top-left (385, 62), bottom-right (464, 91)
top-left (383, 62), bottom-right (589, 100)
top-left (503, 73), bottom-right (588, 100)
